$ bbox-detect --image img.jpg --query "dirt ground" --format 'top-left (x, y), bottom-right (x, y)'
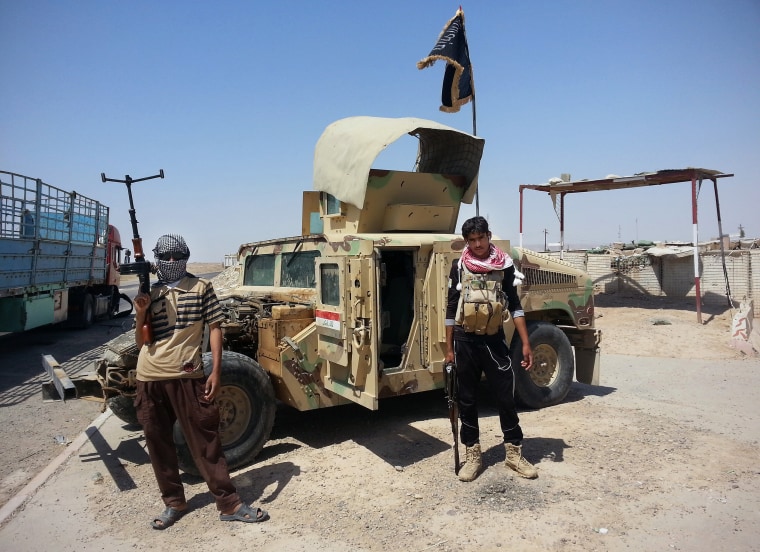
top-left (0, 263), bottom-right (225, 508)
top-left (1, 267), bottom-right (758, 551)
top-left (592, 292), bottom-right (751, 360)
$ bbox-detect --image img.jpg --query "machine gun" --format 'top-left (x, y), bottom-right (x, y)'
top-left (444, 361), bottom-right (460, 474)
top-left (101, 170), bottom-right (164, 344)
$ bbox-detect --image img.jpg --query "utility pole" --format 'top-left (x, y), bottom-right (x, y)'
top-left (543, 228), bottom-right (548, 251)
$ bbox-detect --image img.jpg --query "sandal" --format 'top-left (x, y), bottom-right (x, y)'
top-left (151, 506), bottom-right (186, 530)
top-left (219, 503), bottom-right (269, 523)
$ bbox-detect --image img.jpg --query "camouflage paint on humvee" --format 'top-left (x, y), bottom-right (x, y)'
top-left (218, 116), bottom-right (600, 415)
top-left (97, 116), bottom-right (601, 474)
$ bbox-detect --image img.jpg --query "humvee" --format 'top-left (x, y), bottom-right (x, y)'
top-left (97, 116), bottom-right (601, 475)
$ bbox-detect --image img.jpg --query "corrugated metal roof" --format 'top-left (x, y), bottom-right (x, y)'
top-left (520, 168), bottom-right (731, 194)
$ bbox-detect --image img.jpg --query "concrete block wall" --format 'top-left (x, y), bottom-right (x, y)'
top-left (538, 248), bottom-right (757, 314)
top-left (617, 256), bottom-right (662, 295)
top-left (659, 256), bottom-right (694, 297)
top-left (700, 251), bottom-right (752, 305)
top-left (587, 254), bottom-right (617, 293)
top-left (551, 251), bottom-right (586, 272)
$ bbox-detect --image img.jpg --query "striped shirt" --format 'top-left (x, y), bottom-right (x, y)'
top-left (136, 276), bottom-right (224, 381)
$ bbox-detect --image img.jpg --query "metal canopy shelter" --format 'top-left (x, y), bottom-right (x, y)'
top-left (518, 168), bottom-right (735, 323)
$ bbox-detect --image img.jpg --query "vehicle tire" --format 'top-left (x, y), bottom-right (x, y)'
top-left (107, 395), bottom-right (139, 426)
top-left (511, 321), bottom-right (574, 409)
top-left (174, 351), bottom-right (276, 476)
top-left (78, 294), bottom-right (95, 328)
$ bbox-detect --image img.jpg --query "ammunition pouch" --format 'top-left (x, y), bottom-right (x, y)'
top-left (455, 268), bottom-right (506, 336)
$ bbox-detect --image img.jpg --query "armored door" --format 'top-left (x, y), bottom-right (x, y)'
top-left (314, 242), bottom-right (379, 409)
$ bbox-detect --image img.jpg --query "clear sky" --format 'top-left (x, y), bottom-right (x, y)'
top-left (2, 1), bottom-right (758, 261)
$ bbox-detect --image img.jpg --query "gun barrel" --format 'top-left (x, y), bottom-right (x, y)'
top-left (102, 169), bottom-right (164, 347)
top-left (445, 361), bottom-right (460, 474)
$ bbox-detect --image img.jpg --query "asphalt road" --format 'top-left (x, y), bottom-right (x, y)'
top-left (0, 270), bottom-right (220, 400)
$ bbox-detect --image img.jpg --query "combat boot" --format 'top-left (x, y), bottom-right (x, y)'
top-left (504, 443), bottom-right (538, 479)
top-left (457, 444), bottom-right (482, 482)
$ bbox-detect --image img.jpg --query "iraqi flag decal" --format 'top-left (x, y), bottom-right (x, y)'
top-left (316, 309), bottom-right (341, 332)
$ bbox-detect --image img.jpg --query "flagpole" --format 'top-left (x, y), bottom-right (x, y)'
top-left (460, 7), bottom-right (479, 216)
top-left (472, 95), bottom-right (479, 216)
top-left (417, 7), bottom-right (478, 214)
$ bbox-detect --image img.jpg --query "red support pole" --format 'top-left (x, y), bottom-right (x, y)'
top-left (691, 176), bottom-right (702, 324)
top-left (560, 193), bottom-right (565, 260)
top-left (519, 186), bottom-right (524, 249)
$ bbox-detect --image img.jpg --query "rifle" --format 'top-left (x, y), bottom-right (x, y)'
top-left (101, 170), bottom-right (165, 344)
top-left (444, 361), bottom-right (460, 474)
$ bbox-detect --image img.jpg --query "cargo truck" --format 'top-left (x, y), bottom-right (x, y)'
top-left (0, 171), bottom-right (128, 332)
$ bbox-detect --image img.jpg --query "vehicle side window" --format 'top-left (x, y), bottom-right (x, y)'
top-left (324, 193), bottom-right (341, 216)
top-left (320, 263), bottom-right (340, 306)
top-left (281, 250), bottom-right (320, 288)
top-left (244, 254), bottom-right (275, 286)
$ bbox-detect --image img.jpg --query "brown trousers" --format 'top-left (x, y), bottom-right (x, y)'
top-left (135, 377), bottom-right (241, 512)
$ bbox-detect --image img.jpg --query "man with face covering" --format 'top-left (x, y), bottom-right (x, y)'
top-left (133, 234), bottom-right (269, 529)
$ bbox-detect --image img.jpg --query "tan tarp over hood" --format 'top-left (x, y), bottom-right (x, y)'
top-left (313, 116), bottom-right (485, 209)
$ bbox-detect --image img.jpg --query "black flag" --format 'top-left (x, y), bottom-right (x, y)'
top-left (417, 8), bottom-right (473, 113)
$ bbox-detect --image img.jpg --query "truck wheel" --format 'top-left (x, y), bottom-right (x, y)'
top-left (511, 321), bottom-right (574, 409)
top-left (174, 351), bottom-right (276, 476)
top-left (78, 294), bottom-right (95, 328)
top-left (106, 395), bottom-right (139, 426)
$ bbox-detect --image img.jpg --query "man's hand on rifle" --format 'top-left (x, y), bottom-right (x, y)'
top-left (134, 292), bottom-right (149, 316)
top-left (133, 292), bottom-right (151, 348)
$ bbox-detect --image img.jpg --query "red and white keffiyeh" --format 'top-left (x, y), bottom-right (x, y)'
top-left (459, 243), bottom-right (512, 273)
top-left (457, 244), bottom-right (525, 287)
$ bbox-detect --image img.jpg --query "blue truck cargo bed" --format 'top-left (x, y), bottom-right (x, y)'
top-left (0, 171), bottom-right (109, 297)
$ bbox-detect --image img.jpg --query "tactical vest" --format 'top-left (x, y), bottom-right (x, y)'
top-left (454, 265), bottom-right (507, 335)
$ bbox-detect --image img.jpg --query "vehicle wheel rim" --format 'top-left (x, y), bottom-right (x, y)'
top-left (216, 385), bottom-right (252, 446)
top-left (530, 343), bottom-right (559, 387)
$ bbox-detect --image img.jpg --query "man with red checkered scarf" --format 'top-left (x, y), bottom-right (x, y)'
top-left (445, 217), bottom-right (538, 482)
